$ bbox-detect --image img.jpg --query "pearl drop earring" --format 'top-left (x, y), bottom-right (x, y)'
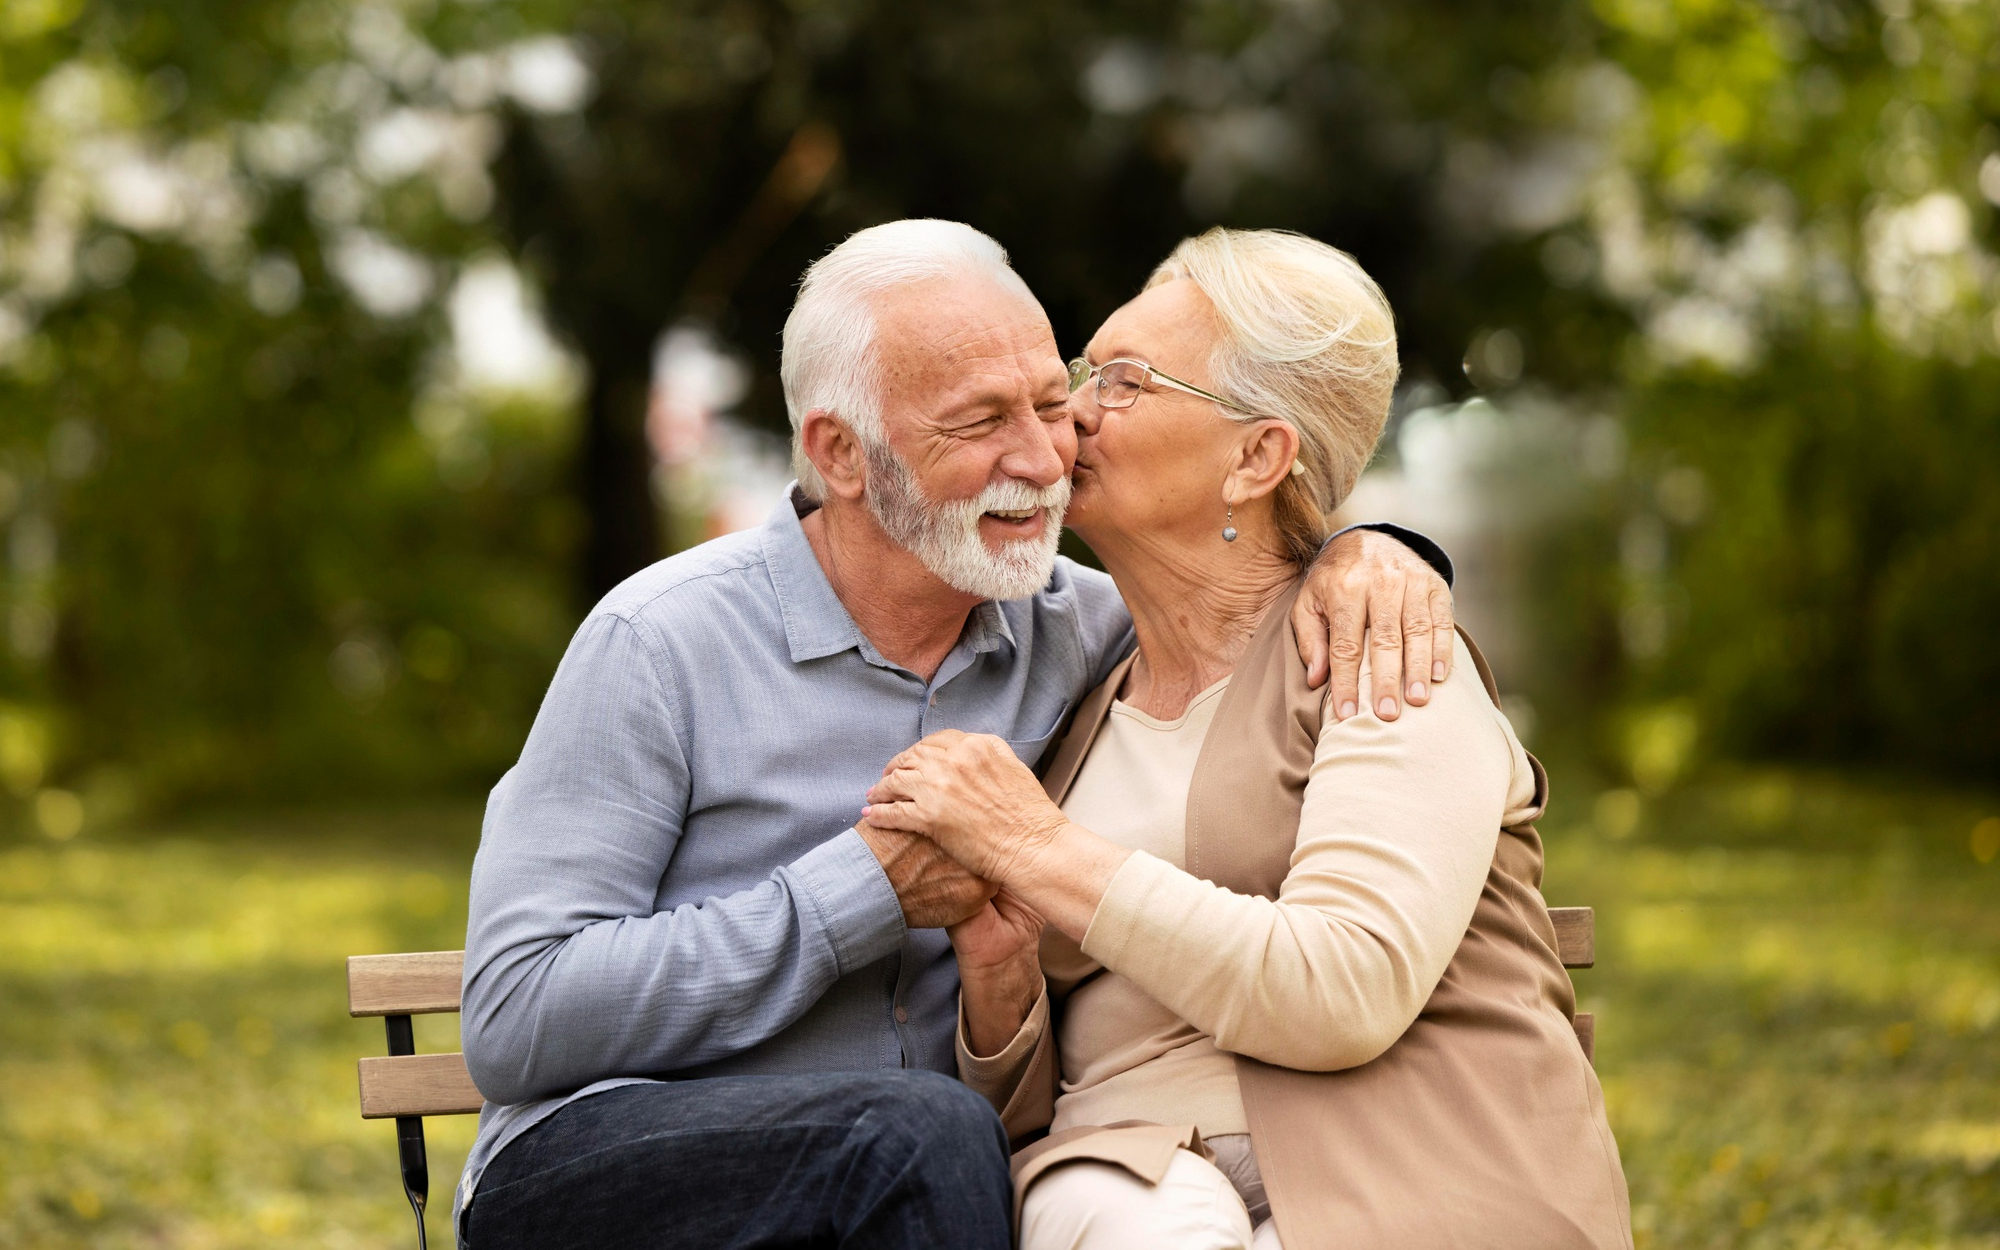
top-left (1222, 504), bottom-right (1237, 543)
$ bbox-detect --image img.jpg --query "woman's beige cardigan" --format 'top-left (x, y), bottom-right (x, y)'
top-left (974, 582), bottom-right (1633, 1250)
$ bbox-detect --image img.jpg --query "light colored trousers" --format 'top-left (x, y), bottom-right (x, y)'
top-left (1020, 1140), bottom-right (1284, 1250)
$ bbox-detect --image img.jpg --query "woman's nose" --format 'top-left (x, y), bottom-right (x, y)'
top-left (1069, 392), bottom-right (1102, 436)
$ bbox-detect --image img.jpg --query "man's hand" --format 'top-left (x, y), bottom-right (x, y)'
top-left (857, 821), bottom-right (997, 929)
top-left (1292, 527), bottom-right (1455, 722)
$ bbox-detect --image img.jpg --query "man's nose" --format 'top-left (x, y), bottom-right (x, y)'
top-left (1001, 409), bottom-right (1072, 487)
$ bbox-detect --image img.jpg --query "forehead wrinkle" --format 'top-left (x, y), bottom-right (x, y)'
top-left (875, 281), bottom-right (1044, 375)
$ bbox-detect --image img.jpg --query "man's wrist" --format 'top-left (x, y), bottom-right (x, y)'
top-left (789, 828), bottom-right (909, 975)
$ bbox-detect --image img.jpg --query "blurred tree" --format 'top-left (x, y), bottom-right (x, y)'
top-left (1552, 0), bottom-right (2000, 777)
top-left (0, 0), bottom-right (587, 816)
top-left (489, 0), bottom-right (1603, 598)
top-left (2, 0), bottom-right (1994, 824)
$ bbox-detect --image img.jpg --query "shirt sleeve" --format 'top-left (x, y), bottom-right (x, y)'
top-left (459, 611), bottom-right (908, 1106)
top-left (1076, 633), bottom-right (1532, 1071)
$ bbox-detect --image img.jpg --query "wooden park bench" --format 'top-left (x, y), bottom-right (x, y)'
top-left (348, 907), bottom-right (1598, 1247)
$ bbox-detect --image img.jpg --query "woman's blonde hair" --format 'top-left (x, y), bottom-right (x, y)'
top-left (1146, 228), bottom-right (1400, 564)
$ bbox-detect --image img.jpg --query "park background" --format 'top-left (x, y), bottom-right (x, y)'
top-left (1, 0), bottom-right (1997, 1244)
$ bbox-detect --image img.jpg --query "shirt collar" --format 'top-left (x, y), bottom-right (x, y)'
top-left (965, 598), bottom-right (1016, 656)
top-left (762, 485), bottom-right (868, 664)
top-left (760, 483), bottom-right (1021, 667)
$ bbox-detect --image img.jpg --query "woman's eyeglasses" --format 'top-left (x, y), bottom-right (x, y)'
top-left (1067, 357), bottom-right (1268, 420)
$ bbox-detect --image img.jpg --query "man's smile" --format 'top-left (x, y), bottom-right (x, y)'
top-left (980, 508), bottom-right (1047, 540)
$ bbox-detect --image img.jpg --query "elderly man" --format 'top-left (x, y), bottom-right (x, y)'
top-left (456, 220), bottom-right (1455, 1249)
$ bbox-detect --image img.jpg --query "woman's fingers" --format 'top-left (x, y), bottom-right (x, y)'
top-left (1428, 583), bottom-right (1456, 683)
top-left (859, 800), bottom-right (925, 834)
top-left (879, 741), bottom-right (938, 778)
top-left (1401, 577), bottom-right (1435, 707)
top-left (878, 730), bottom-right (967, 775)
top-left (865, 767), bottom-right (927, 805)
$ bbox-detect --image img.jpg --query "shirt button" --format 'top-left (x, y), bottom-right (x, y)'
top-left (895, 1005), bottom-right (909, 1023)
top-left (928, 692), bottom-right (937, 706)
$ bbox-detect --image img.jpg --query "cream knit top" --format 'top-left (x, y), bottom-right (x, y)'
top-left (1051, 676), bottom-right (1249, 1134)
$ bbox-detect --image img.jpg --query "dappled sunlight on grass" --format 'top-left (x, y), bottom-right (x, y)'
top-left (2, 776), bottom-right (1997, 1247)
top-left (1607, 849), bottom-right (2000, 1032)
top-left (0, 810), bottom-right (483, 1249)
top-left (1548, 772), bottom-right (2000, 1249)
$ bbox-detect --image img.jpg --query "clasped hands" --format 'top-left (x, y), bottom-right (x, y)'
top-left (857, 731), bottom-right (1068, 1051)
top-left (852, 523), bottom-right (1455, 936)
top-left (856, 728), bottom-right (1067, 936)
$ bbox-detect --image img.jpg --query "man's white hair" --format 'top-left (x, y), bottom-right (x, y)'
top-left (780, 219), bottom-right (1027, 500)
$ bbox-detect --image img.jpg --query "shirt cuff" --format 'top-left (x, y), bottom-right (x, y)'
top-left (956, 983), bottom-right (1050, 1104)
top-left (786, 827), bottom-right (908, 976)
top-left (1329, 522), bottom-right (1454, 587)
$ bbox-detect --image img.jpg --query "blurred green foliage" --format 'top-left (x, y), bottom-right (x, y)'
top-left (0, 0), bottom-right (1995, 825)
top-left (2, 782), bottom-right (1996, 1247)
top-left (0, 0), bottom-right (585, 817)
top-left (1570, 0), bottom-right (2000, 780)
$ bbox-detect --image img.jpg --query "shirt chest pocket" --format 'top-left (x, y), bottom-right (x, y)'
top-left (1005, 699), bottom-right (1072, 766)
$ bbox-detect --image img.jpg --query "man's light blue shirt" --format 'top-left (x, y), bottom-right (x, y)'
top-left (455, 487), bottom-right (1135, 1224)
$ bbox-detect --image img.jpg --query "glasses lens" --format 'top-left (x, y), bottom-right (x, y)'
top-left (1097, 361), bottom-right (1145, 409)
top-left (1067, 358), bottom-right (1091, 394)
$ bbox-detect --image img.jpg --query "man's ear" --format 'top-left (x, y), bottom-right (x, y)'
top-left (800, 408), bottom-right (868, 501)
top-left (1224, 420), bottom-right (1301, 505)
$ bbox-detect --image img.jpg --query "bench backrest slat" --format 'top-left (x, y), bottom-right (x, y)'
top-left (358, 1053), bottom-right (485, 1118)
top-left (348, 950), bottom-right (465, 1017)
top-left (1572, 1011), bottom-right (1596, 1063)
top-left (342, 908), bottom-right (1594, 1017)
top-left (1548, 907), bottom-right (1593, 969)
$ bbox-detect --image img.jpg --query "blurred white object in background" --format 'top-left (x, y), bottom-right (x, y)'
top-left (1334, 390), bottom-right (1605, 741)
top-left (647, 323), bottom-right (792, 539)
top-left (450, 257), bottom-right (578, 399)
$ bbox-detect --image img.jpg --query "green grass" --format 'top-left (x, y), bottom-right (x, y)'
top-left (1551, 771), bottom-right (2000, 1249)
top-left (0, 807), bottom-right (484, 1249)
top-left (1, 775), bottom-right (1997, 1248)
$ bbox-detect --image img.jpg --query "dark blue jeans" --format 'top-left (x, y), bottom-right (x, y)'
top-left (465, 1070), bottom-right (1013, 1250)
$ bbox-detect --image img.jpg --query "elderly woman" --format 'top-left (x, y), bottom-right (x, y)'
top-left (860, 229), bottom-right (1632, 1250)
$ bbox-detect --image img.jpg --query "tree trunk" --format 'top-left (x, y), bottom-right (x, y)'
top-left (578, 363), bottom-right (659, 605)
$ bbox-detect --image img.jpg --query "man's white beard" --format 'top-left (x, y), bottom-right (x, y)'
top-left (864, 441), bottom-right (1070, 601)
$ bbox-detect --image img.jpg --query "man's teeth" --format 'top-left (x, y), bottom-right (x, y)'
top-left (986, 508), bottom-right (1038, 520)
